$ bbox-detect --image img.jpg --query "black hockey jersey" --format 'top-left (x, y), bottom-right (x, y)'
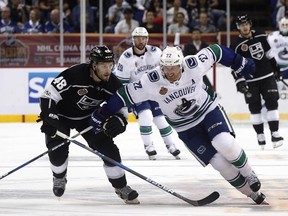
top-left (40, 63), bottom-right (123, 120)
top-left (230, 30), bottom-right (274, 81)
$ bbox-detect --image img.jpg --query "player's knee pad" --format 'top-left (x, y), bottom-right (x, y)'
top-left (212, 132), bottom-right (241, 161)
top-left (264, 99), bottom-right (278, 110)
top-left (138, 109), bottom-right (153, 126)
top-left (248, 102), bottom-right (262, 113)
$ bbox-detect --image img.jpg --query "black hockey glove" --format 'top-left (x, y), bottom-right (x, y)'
top-left (269, 58), bottom-right (281, 81)
top-left (235, 78), bottom-right (249, 94)
top-left (39, 111), bottom-right (62, 137)
top-left (103, 113), bottom-right (127, 138)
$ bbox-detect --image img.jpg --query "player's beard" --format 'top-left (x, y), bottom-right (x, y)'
top-left (135, 43), bottom-right (146, 52)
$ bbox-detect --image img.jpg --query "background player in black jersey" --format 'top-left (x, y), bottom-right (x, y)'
top-left (39, 45), bottom-right (139, 204)
top-left (230, 15), bottom-right (284, 150)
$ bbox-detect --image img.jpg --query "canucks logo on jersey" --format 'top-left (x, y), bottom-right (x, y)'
top-left (174, 98), bottom-right (199, 117)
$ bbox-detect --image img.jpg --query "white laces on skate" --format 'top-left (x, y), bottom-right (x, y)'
top-left (247, 171), bottom-right (261, 192)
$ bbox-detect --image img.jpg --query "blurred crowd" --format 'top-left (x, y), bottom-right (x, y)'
top-left (0, 0), bottom-right (286, 35)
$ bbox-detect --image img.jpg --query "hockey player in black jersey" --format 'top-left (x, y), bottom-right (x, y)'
top-left (39, 45), bottom-right (139, 204)
top-left (230, 14), bottom-right (284, 150)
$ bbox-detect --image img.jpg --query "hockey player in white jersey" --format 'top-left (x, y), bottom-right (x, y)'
top-left (114, 27), bottom-right (181, 160)
top-left (268, 17), bottom-right (288, 80)
top-left (90, 44), bottom-right (266, 204)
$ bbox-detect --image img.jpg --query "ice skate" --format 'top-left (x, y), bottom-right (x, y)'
top-left (166, 144), bottom-right (181, 160)
top-left (144, 143), bottom-right (157, 160)
top-left (115, 185), bottom-right (140, 204)
top-left (249, 191), bottom-right (266, 204)
top-left (246, 171), bottom-right (261, 192)
top-left (257, 133), bottom-right (266, 150)
top-left (271, 131), bottom-right (284, 149)
top-left (53, 176), bottom-right (67, 197)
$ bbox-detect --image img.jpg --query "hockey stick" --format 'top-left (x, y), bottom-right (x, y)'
top-left (56, 131), bottom-right (220, 206)
top-left (280, 78), bottom-right (288, 87)
top-left (0, 126), bottom-right (92, 180)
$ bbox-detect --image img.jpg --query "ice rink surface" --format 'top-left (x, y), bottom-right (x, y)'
top-left (0, 122), bottom-right (287, 216)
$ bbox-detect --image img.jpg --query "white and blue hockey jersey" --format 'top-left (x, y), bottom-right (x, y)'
top-left (267, 31), bottom-right (288, 72)
top-left (114, 45), bottom-right (162, 84)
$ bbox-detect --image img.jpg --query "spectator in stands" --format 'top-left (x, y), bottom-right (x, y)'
top-left (183, 27), bottom-right (213, 89)
top-left (183, 27), bottom-right (208, 55)
top-left (167, 11), bottom-right (189, 34)
top-left (188, 0), bottom-right (209, 28)
top-left (22, 8), bottom-right (44, 34)
top-left (0, 0), bottom-right (7, 9)
top-left (71, 0), bottom-right (96, 33)
top-left (105, 0), bottom-right (131, 33)
top-left (276, 0), bottom-right (288, 28)
top-left (38, 0), bottom-right (57, 23)
top-left (141, 9), bottom-right (162, 33)
top-left (194, 11), bottom-right (217, 33)
top-left (73, 14), bottom-right (96, 33)
top-left (7, 0), bottom-right (28, 29)
top-left (114, 7), bottom-right (139, 34)
top-left (166, 0), bottom-right (189, 25)
top-left (0, 6), bottom-right (20, 34)
top-left (142, 0), bottom-right (163, 26)
top-left (44, 8), bottom-right (71, 33)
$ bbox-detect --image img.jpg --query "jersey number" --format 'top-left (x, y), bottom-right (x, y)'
top-left (53, 76), bottom-right (67, 90)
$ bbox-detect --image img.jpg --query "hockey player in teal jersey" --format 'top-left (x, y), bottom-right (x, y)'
top-left (90, 44), bottom-right (266, 204)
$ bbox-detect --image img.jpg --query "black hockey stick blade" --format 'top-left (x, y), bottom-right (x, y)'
top-left (187, 191), bottom-right (219, 206)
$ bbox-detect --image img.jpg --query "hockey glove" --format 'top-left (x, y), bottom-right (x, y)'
top-left (235, 77), bottom-right (249, 94)
top-left (90, 108), bottom-right (108, 134)
top-left (39, 112), bottom-right (62, 137)
top-left (103, 113), bottom-right (127, 138)
top-left (231, 55), bottom-right (256, 80)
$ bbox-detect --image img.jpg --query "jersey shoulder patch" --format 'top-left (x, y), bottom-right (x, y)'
top-left (123, 51), bottom-right (132, 58)
top-left (184, 56), bottom-right (198, 69)
top-left (147, 70), bottom-right (160, 82)
top-left (150, 46), bottom-right (157, 52)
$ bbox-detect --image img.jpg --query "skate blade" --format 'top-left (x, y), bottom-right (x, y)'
top-left (174, 155), bottom-right (181, 160)
top-left (148, 155), bottom-right (156, 160)
top-left (259, 145), bottom-right (265, 150)
top-left (261, 200), bottom-right (270, 205)
top-left (273, 141), bottom-right (284, 149)
top-left (124, 198), bottom-right (140, 204)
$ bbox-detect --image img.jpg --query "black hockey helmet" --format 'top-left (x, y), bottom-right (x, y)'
top-left (236, 14), bottom-right (252, 29)
top-left (90, 45), bottom-right (114, 63)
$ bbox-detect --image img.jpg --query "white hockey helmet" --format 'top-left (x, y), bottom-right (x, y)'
top-left (131, 27), bottom-right (149, 46)
top-left (279, 17), bottom-right (288, 35)
top-left (160, 46), bottom-right (184, 67)
top-left (132, 27), bottom-right (149, 37)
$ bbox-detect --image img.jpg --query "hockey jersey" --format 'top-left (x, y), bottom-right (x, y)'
top-left (115, 45), bottom-right (224, 132)
top-left (267, 31), bottom-right (288, 72)
top-left (41, 63), bottom-right (123, 120)
top-left (114, 45), bottom-right (162, 84)
top-left (230, 30), bottom-right (274, 81)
